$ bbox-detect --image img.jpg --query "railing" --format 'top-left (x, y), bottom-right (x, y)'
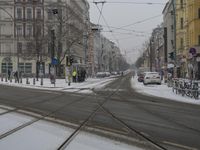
top-left (171, 78), bottom-right (199, 99)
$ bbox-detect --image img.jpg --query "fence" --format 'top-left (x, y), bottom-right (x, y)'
top-left (172, 78), bottom-right (199, 99)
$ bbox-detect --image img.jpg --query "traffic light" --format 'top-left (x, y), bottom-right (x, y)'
top-left (66, 56), bottom-right (70, 66)
top-left (168, 52), bottom-right (174, 60)
top-left (70, 57), bottom-right (73, 65)
top-left (52, 9), bottom-right (58, 14)
top-left (66, 56), bottom-right (74, 66)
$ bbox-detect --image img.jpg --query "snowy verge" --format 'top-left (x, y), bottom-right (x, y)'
top-left (131, 76), bottom-right (200, 105)
top-left (0, 77), bottom-right (115, 94)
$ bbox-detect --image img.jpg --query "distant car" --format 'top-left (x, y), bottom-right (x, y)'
top-left (143, 72), bottom-right (161, 85)
top-left (96, 72), bottom-right (110, 78)
top-left (111, 72), bottom-right (118, 75)
top-left (137, 73), bottom-right (144, 82)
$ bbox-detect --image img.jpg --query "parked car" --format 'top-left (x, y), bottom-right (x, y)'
top-left (143, 72), bottom-right (161, 85)
top-left (137, 73), bottom-right (144, 82)
top-left (96, 72), bottom-right (110, 78)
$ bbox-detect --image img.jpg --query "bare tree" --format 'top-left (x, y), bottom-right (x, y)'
top-left (46, 1), bottom-right (89, 77)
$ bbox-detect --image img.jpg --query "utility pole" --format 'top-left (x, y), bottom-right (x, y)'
top-left (57, 1), bottom-right (62, 77)
top-left (83, 32), bottom-right (88, 65)
top-left (94, 1), bottom-right (105, 72)
top-left (172, 0), bottom-right (177, 78)
top-left (164, 27), bottom-right (168, 81)
top-left (149, 39), bottom-right (153, 72)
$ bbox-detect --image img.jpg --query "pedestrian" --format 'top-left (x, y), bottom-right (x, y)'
top-left (82, 69), bottom-right (86, 81)
top-left (72, 70), bottom-right (77, 82)
top-left (8, 70), bottom-right (11, 80)
top-left (77, 69), bottom-right (81, 82)
top-left (14, 71), bottom-right (19, 83)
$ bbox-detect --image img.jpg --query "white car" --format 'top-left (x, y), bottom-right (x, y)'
top-left (143, 72), bottom-right (161, 85)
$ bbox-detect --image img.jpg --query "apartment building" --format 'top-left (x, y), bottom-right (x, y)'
top-left (0, 0), bottom-right (90, 76)
top-left (175, 0), bottom-right (188, 78)
top-left (187, 0), bottom-right (200, 79)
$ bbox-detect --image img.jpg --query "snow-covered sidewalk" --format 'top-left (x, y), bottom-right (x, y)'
top-left (0, 77), bottom-right (116, 94)
top-left (131, 76), bottom-right (200, 105)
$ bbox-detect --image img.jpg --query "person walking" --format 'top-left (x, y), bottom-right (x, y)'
top-left (72, 70), bottom-right (77, 83)
top-left (14, 71), bottom-right (19, 83)
top-left (8, 70), bottom-right (11, 80)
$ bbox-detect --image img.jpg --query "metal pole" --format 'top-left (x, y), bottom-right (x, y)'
top-left (83, 32), bottom-right (88, 64)
top-left (150, 39), bottom-right (153, 72)
top-left (172, 0), bottom-right (177, 77)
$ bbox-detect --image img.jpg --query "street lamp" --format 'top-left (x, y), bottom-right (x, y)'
top-left (172, 0), bottom-right (177, 77)
top-left (149, 38), bottom-right (154, 72)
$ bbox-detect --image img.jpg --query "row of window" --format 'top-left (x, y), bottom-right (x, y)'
top-left (16, 0), bottom-right (42, 3)
top-left (16, 24), bottom-right (42, 37)
top-left (1, 63), bottom-right (32, 74)
top-left (16, 7), bottom-right (42, 19)
top-left (179, 8), bottom-right (200, 30)
top-left (17, 42), bottom-right (42, 53)
top-left (179, 35), bottom-right (200, 50)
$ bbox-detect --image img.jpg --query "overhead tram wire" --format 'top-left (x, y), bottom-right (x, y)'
top-left (91, 1), bottom-right (166, 5)
top-left (98, 14), bottom-right (162, 36)
top-left (96, 1), bottom-right (105, 25)
top-left (112, 14), bottom-right (162, 31)
top-left (95, 3), bottom-right (121, 47)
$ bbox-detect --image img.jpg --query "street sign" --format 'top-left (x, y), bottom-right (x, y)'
top-left (189, 48), bottom-right (196, 56)
top-left (51, 58), bottom-right (58, 65)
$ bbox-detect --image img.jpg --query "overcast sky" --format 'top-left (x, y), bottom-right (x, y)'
top-left (89, 0), bottom-right (167, 64)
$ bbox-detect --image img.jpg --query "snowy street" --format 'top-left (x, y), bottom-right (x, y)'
top-left (0, 76), bottom-right (144, 150)
top-left (0, 74), bottom-right (200, 150)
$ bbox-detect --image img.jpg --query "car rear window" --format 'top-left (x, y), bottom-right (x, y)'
top-left (145, 73), bottom-right (159, 77)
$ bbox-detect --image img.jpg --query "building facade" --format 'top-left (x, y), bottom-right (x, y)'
top-left (175, 0), bottom-right (188, 78)
top-left (0, 0), bottom-right (90, 77)
top-left (163, 0), bottom-right (175, 66)
top-left (88, 24), bottom-right (122, 74)
top-left (187, 0), bottom-right (200, 79)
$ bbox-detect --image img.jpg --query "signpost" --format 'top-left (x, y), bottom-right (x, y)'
top-left (50, 57), bottom-right (57, 86)
top-left (189, 48), bottom-right (196, 57)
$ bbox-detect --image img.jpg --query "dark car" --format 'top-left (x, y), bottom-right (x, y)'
top-left (137, 73), bottom-right (144, 82)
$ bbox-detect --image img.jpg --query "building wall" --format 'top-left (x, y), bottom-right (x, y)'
top-left (187, 0), bottom-right (200, 79)
top-left (163, 0), bottom-right (175, 63)
top-left (187, 0), bottom-right (200, 47)
top-left (175, 0), bottom-right (188, 77)
top-left (0, 0), bottom-right (90, 76)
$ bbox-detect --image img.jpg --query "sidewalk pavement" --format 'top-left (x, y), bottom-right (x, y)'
top-left (0, 77), bottom-right (116, 94)
top-left (131, 76), bottom-right (200, 105)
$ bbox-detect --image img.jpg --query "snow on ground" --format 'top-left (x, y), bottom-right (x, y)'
top-left (131, 76), bottom-right (200, 105)
top-left (0, 108), bottom-right (7, 114)
top-left (0, 119), bottom-right (74, 150)
top-left (65, 131), bottom-right (142, 150)
top-left (0, 77), bottom-right (116, 94)
top-left (0, 108), bottom-right (143, 150)
top-left (0, 112), bottom-right (34, 135)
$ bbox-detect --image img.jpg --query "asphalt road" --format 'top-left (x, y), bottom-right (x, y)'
top-left (0, 74), bottom-right (200, 150)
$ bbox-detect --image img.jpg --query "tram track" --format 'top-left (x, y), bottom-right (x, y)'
top-left (56, 75), bottom-right (167, 150)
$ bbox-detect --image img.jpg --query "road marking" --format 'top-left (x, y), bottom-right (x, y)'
top-left (0, 105), bottom-right (15, 110)
top-left (163, 141), bottom-right (198, 150)
top-left (97, 88), bottom-right (125, 92)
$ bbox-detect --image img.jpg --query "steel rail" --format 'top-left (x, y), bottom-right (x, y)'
top-left (57, 76), bottom-right (123, 150)
top-left (0, 91), bottom-right (90, 139)
top-left (91, 74), bottom-right (167, 150)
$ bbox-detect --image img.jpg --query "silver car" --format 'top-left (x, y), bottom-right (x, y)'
top-left (143, 72), bottom-right (161, 85)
